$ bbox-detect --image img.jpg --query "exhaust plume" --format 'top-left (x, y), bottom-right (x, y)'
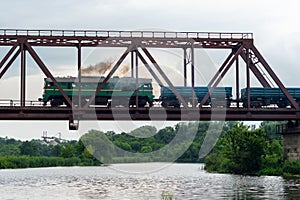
top-left (82, 59), bottom-right (130, 76)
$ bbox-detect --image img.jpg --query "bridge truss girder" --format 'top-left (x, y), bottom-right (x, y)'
top-left (0, 29), bottom-right (298, 129)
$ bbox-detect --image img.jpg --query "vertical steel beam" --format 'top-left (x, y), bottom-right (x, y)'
top-left (77, 42), bottom-right (82, 108)
top-left (251, 45), bottom-right (299, 109)
top-left (131, 51), bottom-right (134, 78)
top-left (183, 48), bottom-right (187, 87)
top-left (135, 51), bottom-right (139, 108)
top-left (142, 47), bottom-right (188, 108)
top-left (200, 45), bottom-right (244, 108)
top-left (246, 48), bottom-right (251, 111)
top-left (136, 50), bottom-right (164, 87)
top-left (236, 56), bottom-right (239, 107)
top-left (84, 46), bottom-right (131, 108)
top-left (191, 46), bottom-right (195, 108)
top-left (20, 43), bottom-right (26, 107)
top-left (25, 43), bottom-right (73, 107)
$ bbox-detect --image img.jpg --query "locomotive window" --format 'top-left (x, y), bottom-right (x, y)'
top-left (72, 83), bottom-right (76, 88)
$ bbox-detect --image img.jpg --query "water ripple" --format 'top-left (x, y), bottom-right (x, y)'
top-left (0, 164), bottom-right (299, 199)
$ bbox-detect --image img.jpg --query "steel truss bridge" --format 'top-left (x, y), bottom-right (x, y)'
top-left (0, 29), bottom-right (299, 129)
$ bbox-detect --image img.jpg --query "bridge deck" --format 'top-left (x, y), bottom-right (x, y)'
top-left (0, 107), bottom-right (298, 121)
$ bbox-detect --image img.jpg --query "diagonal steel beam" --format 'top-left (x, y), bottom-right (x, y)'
top-left (0, 44), bottom-right (18, 70)
top-left (142, 47), bottom-right (188, 108)
top-left (240, 50), bottom-right (271, 88)
top-left (200, 45), bottom-right (244, 108)
top-left (25, 43), bottom-right (73, 107)
top-left (0, 48), bottom-right (21, 79)
top-left (251, 45), bottom-right (299, 109)
top-left (136, 50), bottom-right (164, 87)
top-left (84, 46), bottom-right (132, 108)
top-left (208, 52), bottom-right (234, 87)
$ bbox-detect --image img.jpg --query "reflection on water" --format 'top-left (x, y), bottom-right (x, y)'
top-left (0, 163), bottom-right (299, 200)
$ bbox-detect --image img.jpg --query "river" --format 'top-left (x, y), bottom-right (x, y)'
top-left (0, 163), bottom-right (299, 199)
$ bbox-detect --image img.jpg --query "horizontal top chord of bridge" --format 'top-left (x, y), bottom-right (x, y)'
top-left (0, 29), bottom-right (253, 40)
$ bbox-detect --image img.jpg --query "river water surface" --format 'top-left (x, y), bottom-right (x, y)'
top-left (0, 163), bottom-right (300, 199)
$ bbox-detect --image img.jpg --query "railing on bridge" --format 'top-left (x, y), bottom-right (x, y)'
top-left (0, 99), bottom-right (43, 107)
top-left (0, 29), bottom-right (253, 40)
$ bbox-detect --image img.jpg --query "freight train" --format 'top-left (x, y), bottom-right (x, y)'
top-left (39, 76), bottom-right (300, 108)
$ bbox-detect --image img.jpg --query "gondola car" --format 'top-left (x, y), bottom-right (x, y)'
top-left (39, 76), bottom-right (154, 107)
top-left (241, 87), bottom-right (300, 108)
top-left (159, 86), bottom-right (232, 108)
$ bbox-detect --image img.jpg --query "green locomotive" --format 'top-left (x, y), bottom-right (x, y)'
top-left (40, 76), bottom-right (154, 107)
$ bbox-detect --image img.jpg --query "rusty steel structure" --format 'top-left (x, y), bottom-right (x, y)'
top-left (0, 29), bottom-right (299, 130)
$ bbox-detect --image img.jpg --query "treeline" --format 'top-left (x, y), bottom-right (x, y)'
top-left (80, 122), bottom-right (222, 163)
top-left (2, 120), bottom-right (300, 177)
top-left (205, 122), bottom-right (300, 177)
top-left (0, 137), bottom-right (100, 169)
top-left (0, 121), bottom-right (222, 168)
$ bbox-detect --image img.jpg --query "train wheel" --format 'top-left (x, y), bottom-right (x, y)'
top-left (174, 104), bottom-right (180, 108)
top-left (277, 103), bottom-right (286, 108)
top-left (50, 99), bottom-right (62, 107)
top-left (162, 101), bottom-right (168, 108)
top-left (148, 101), bottom-right (154, 107)
top-left (138, 98), bottom-right (147, 107)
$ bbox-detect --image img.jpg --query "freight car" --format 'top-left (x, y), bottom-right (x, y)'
top-left (160, 86), bottom-right (233, 108)
top-left (241, 87), bottom-right (300, 108)
top-left (40, 76), bottom-right (154, 107)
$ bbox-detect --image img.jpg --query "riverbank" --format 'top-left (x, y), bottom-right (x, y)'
top-left (0, 156), bottom-right (101, 169)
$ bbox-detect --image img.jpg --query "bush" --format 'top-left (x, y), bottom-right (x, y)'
top-left (0, 156), bottom-right (97, 169)
top-left (283, 160), bottom-right (300, 175)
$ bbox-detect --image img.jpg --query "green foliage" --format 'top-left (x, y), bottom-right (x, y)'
top-left (0, 135), bottom-right (100, 169)
top-left (260, 121), bottom-right (282, 140)
top-left (20, 140), bottom-right (40, 156)
top-left (0, 137), bottom-right (22, 156)
top-left (3, 120), bottom-right (300, 175)
top-left (161, 191), bottom-right (177, 200)
top-left (60, 143), bottom-right (76, 158)
top-left (0, 156), bottom-right (84, 169)
top-left (130, 125), bottom-right (157, 137)
top-left (282, 160), bottom-right (300, 175)
top-left (206, 123), bottom-right (278, 174)
top-left (205, 121), bottom-right (300, 177)
top-left (76, 122), bottom-right (219, 163)
top-left (206, 122), bottom-right (268, 175)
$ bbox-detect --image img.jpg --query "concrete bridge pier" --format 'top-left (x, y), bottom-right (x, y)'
top-left (278, 121), bottom-right (300, 160)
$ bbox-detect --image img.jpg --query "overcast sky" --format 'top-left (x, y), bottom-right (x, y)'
top-left (0, 0), bottom-right (299, 140)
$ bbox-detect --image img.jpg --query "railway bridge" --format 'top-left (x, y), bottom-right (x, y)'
top-left (0, 29), bottom-right (300, 160)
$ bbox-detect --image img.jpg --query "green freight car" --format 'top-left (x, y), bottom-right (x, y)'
top-left (39, 76), bottom-right (154, 107)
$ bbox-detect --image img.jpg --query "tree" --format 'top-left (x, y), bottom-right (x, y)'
top-left (205, 122), bottom-right (267, 174)
top-left (20, 141), bottom-right (40, 156)
top-left (60, 144), bottom-right (75, 158)
top-left (130, 125), bottom-right (157, 138)
top-left (260, 121), bottom-right (282, 140)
